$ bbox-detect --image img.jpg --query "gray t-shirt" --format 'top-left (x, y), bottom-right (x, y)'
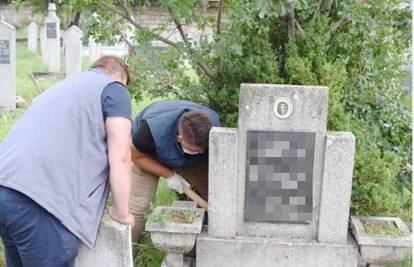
top-left (101, 82), bottom-right (131, 119)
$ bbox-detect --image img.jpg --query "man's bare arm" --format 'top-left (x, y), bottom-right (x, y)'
top-left (106, 116), bottom-right (134, 224)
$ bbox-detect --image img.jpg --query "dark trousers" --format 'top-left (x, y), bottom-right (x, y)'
top-left (0, 186), bottom-right (79, 267)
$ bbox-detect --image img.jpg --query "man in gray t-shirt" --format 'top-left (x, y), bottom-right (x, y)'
top-left (0, 56), bottom-right (134, 266)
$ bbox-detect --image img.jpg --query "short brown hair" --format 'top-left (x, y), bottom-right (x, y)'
top-left (91, 55), bottom-right (131, 85)
top-left (179, 111), bottom-right (213, 150)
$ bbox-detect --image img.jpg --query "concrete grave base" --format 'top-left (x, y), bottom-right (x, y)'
top-left (196, 231), bottom-right (359, 267)
top-left (161, 255), bottom-right (194, 267)
top-left (74, 214), bottom-right (133, 267)
top-left (350, 216), bottom-right (412, 265)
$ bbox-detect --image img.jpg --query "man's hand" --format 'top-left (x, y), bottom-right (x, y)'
top-left (165, 172), bottom-right (190, 194)
top-left (108, 207), bottom-right (135, 225)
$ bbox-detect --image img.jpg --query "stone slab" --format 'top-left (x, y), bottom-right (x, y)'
top-left (40, 25), bottom-right (47, 64)
top-left (318, 132), bottom-right (355, 244)
top-left (196, 231), bottom-right (358, 267)
top-left (74, 214), bottom-right (133, 267)
top-left (27, 22), bottom-right (38, 53)
top-left (0, 18), bottom-right (16, 109)
top-left (161, 256), bottom-right (193, 267)
top-left (350, 216), bottom-right (411, 247)
top-left (89, 37), bottom-right (101, 63)
top-left (359, 245), bottom-right (411, 265)
top-left (149, 231), bottom-right (198, 256)
top-left (64, 25), bottom-right (82, 77)
top-left (208, 127), bottom-right (238, 238)
top-left (350, 216), bottom-right (412, 264)
top-left (236, 84), bottom-right (329, 241)
top-left (172, 201), bottom-right (197, 209)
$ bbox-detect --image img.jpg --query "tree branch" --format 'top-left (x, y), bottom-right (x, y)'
top-left (167, 6), bottom-right (191, 47)
top-left (167, 6), bottom-right (214, 78)
top-left (217, 0), bottom-right (224, 35)
top-left (216, 0), bottom-right (224, 75)
top-left (73, 12), bottom-right (81, 26)
top-left (320, 0), bottom-right (333, 14)
top-left (99, 0), bottom-right (179, 48)
top-left (99, 0), bottom-right (214, 78)
top-left (287, 7), bottom-right (296, 38)
top-left (331, 17), bottom-right (350, 32)
top-left (286, 1), bottom-right (305, 39)
top-left (118, 30), bottom-right (136, 55)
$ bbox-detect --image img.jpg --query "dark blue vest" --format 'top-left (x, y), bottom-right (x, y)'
top-left (133, 100), bottom-right (220, 168)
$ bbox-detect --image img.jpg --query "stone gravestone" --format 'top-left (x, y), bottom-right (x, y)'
top-left (64, 25), bottom-right (83, 77)
top-left (27, 22), bottom-right (38, 53)
top-left (89, 37), bottom-right (101, 63)
top-left (197, 84), bottom-right (358, 266)
top-left (40, 25), bottom-right (47, 64)
top-left (0, 16), bottom-right (16, 109)
top-left (75, 214), bottom-right (133, 267)
top-left (45, 3), bottom-right (60, 72)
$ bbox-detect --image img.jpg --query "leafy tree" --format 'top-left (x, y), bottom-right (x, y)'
top-left (16, 0), bottom-right (412, 219)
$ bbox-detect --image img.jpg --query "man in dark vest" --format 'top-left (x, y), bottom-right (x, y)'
top-left (0, 56), bottom-right (134, 266)
top-left (130, 100), bottom-right (220, 241)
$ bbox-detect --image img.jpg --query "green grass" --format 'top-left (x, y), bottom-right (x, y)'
top-left (386, 256), bottom-right (412, 267)
top-left (133, 180), bottom-right (176, 267)
top-left (362, 220), bottom-right (404, 237)
top-left (147, 208), bottom-right (198, 227)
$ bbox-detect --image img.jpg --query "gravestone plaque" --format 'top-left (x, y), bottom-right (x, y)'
top-left (47, 23), bottom-right (57, 38)
top-left (245, 131), bottom-right (315, 223)
top-left (0, 40), bottom-right (10, 64)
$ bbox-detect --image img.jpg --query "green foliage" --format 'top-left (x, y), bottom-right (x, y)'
top-left (21, 0), bottom-right (412, 236)
top-left (147, 208), bottom-right (198, 227)
top-left (67, 0), bottom-right (411, 220)
top-left (133, 231), bottom-right (165, 267)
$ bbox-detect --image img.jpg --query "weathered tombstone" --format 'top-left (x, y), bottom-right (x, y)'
top-left (27, 22), bottom-right (38, 53)
top-left (196, 84), bottom-right (358, 266)
top-left (64, 25), bottom-right (83, 77)
top-left (0, 16), bottom-right (16, 109)
top-left (40, 25), bottom-right (47, 64)
top-left (74, 214), bottom-right (133, 267)
top-left (45, 3), bottom-right (60, 72)
top-left (89, 37), bottom-right (101, 63)
top-left (60, 29), bottom-right (65, 50)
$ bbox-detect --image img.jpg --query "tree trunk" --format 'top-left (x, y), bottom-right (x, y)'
top-left (73, 12), bottom-right (81, 26)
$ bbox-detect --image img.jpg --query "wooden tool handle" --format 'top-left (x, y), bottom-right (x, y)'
top-left (182, 185), bottom-right (208, 211)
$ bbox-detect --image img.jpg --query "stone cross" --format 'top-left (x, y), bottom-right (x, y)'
top-left (45, 3), bottom-right (60, 72)
top-left (27, 22), bottom-right (38, 53)
top-left (0, 17), bottom-right (16, 109)
top-left (197, 84), bottom-right (358, 267)
top-left (64, 25), bottom-right (83, 77)
top-left (40, 25), bottom-right (47, 64)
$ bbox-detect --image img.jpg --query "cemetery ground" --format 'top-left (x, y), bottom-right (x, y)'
top-left (0, 24), bottom-right (411, 267)
top-left (0, 37), bottom-right (177, 267)
top-left (0, 42), bottom-right (411, 267)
